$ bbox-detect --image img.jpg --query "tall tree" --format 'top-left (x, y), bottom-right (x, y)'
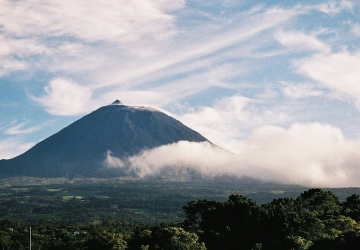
top-left (183, 195), bottom-right (262, 250)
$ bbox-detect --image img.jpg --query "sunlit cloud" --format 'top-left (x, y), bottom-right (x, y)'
top-left (31, 78), bottom-right (93, 116)
top-left (177, 95), bottom-right (293, 153)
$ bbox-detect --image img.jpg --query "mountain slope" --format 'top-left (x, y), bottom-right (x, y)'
top-left (0, 101), bottom-right (209, 177)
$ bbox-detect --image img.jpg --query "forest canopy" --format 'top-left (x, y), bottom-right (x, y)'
top-left (1, 188), bottom-right (360, 250)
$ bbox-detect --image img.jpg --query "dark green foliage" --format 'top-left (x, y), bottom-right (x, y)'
top-left (0, 221), bottom-right (204, 250)
top-left (260, 197), bottom-right (313, 249)
top-left (308, 229), bottom-right (360, 250)
top-left (183, 195), bottom-right (262, 250)
top-left (0, 220), bottom-right (135, 250)
top-left (2, 178), bottom-right (360, 250)
top-left (183, 188), bottom-right (360, 250)
top-left (128, 226), bottom-right (206, 250)
top-left (341, 194), bottom-right (360, 221)
top-left (297, 188), bottom-right (341, 219)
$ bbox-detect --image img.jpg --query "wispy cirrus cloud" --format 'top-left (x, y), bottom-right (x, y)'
top-left (296, 49), bottom-right (360, 109)
top-left (27, 4), bottom-right (302, 115)
top-left (4, 122), bottom-right (41, 135)
top-left (274, 30), bottom-right (331, 53)
top-left (314, 0), bottom-right (354, 14)
top-left (280, 81), bottom-right (324, 99)
top-left (0, 35), bottom-right (50, 57)
top-left (0, 0), bottom-right (184, 78)
top-left (0, 0), bottom-right (184, 43)
top-left (0, 34), bottom-right (50, 75)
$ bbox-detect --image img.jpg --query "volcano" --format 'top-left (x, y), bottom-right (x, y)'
top-left (0, 100), bottom-right (210, 177)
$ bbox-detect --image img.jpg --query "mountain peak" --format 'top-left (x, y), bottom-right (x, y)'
top-left (0, 101), bottom-right (210, 177)
top-left (111, 100), bottom-right (123, 105)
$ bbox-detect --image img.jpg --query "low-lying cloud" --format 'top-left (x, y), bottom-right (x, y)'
top-left (105, 122), bottom-right (360, 187)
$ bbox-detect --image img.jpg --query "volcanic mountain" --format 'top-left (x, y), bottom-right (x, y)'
top-left (0, 100), bottom-right (210, 177)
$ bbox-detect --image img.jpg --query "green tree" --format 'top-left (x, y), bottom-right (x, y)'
top-left (260, 197), bottom-right (319, 250)
top-left (128, 226), bottom-right (205, 250)
top-left (297, 188), bottom-right (340, 219)
top-left (183, 195), bottom-right (261, 250)
top-left (341, 194), bottom-right (360, 222)
top-left (0, 230), bottom-right (12, 250)
top-left (84, 229), bottom-right (127, 250)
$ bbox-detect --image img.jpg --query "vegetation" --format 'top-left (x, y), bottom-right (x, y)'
top-left (0, 176), bottom-right (309, 224)
top-left (1, 177), bottom-right (360, 249)
top-left (182, 188), bottom-right (360, 250)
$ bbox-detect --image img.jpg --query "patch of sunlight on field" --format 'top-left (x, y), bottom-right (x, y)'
top-left (12, 188), bottom-right (30, 192)
top-left (62, 195), bottom-right (83, 202)
top-left (47, 188), bottom-right (62, 192)
top-left (94, 195), bottom-right (110, 199)
top-left (0, 193), bottom-right (12, 196)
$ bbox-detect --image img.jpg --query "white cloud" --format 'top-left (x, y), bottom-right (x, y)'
top-left (0, 0), bottom-right (183, 43)
top-left (0, 35), bottom-right (50, 57)
top-left (350, 22), bottom-right (360, 36)
top-left (0, 60), bottom-right (28, 76)
top-left (106, 141), bottom-right (234, 178)
top-left (105, 123), bottom-right (360, 187)
top-left (4, 122), bottom-right (40, 135)
top-left (1, 0), bottom-right (300, 103)
top-left (0, 138), bottom-right (34, 159)
top-left (32, 78), bottom-right (93, 116)
top-left (0, 34), bottom-right (51, 75)
top-left (274, 30), bottom-right (330, 53)
top-left (105, 151), bottom-right (125, 168)
top-left (31, 3), bottom-right (300, 116)
top-left (281, 81), bottom-right (323, 99)
top-left (178, 95), bottom-right (291, 153)
top-left (0, 0), bottom-right (184, 78)
top-left (314, 0), bottom-right (354, 14)
top-left (238, 122), bottom-right (359, 187)
top-left (85, 5), bottom-right (298, 89)
top-left (296, 50), bottom-right (360, 109)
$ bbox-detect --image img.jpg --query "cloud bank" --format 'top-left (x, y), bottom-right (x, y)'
top-left (105, 122), bottom-right (360, 187)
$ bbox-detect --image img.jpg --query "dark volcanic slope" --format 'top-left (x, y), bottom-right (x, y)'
top-left (0, 101), bottom-right (208, 177)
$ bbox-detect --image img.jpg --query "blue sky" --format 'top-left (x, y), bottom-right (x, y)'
top-left (1, 0), bottom-right (360, 186)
